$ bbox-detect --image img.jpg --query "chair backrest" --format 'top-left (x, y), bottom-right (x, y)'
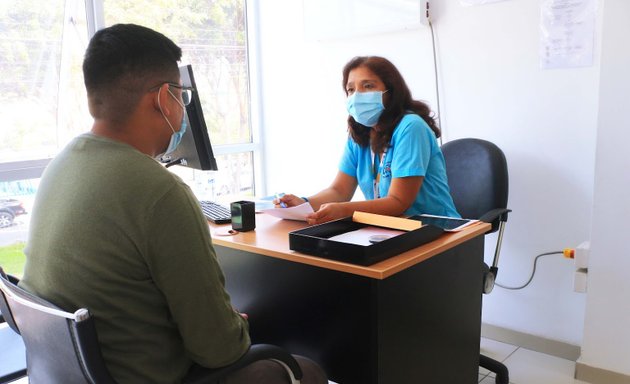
top-left (1, 269), bottom-right (305, 384)
top-left (0, 268), bottom-right (116, 384)
top-left (441, 138), bottom-right (509, 232)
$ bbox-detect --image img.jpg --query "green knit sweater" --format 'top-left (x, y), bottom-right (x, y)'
top-left (21, 133), bottom-right (250, 383)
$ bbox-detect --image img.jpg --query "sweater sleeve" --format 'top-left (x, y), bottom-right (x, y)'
top-left (144, 183), bottom-right (250, 368)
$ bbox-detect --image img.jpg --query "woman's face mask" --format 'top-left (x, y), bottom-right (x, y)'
top-left (346, 90), bottom-right (388, 127)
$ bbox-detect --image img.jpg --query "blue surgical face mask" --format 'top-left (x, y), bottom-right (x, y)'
top-left (164, 114), bottom-right (187, 155)
top-left (158, 87), bottom-right (187, 156)
top-left (346, 90), bottom-right (388, 127)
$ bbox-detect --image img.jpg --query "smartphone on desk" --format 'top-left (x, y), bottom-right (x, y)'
top-left (412, 214), bottom-right (479, 232)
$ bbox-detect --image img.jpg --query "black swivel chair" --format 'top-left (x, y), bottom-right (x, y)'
top-left (441, 138), bottom-right (511, 384)
top-left (0, 268), bottom-right (303, 384)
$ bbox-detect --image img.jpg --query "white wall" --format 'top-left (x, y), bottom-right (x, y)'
top-left (435, 0), bottom-right (596, 347)
top-left (251, 0), bottom-right (599, 348)
top-left (580, 0), bottom-right (630, 376)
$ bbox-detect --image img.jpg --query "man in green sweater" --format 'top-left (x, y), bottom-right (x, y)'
top-left (20, 24), bottom-right (326, 384)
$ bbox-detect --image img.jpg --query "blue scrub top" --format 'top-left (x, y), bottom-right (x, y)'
top-left (339, 114), bottom-right (460, 218)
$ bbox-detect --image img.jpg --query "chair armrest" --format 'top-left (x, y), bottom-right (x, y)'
top-left (479, 208), bottom-right (511, 232)
top-left (182, 344), bottom-right (303, 384)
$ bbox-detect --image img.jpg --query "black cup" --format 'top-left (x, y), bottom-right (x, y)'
top-left (230, 200), bottom-right (256, 232)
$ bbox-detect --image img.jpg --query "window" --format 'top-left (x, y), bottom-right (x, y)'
top-left (0, 0), bottom-right (88, 277)
top-left (0, 0), bottom-right (258, 276)
top-left (0, 0), bottom-right (89, 163)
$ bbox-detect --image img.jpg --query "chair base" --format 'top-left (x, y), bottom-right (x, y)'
top-left (480, 354), bottom-right (509, 384)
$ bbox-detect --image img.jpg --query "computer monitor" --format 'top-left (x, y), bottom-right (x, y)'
top-left (160, 64), bottom-right (218, 171)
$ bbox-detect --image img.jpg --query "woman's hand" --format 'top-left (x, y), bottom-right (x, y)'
top-left (273, 193), bottom-right (306, 208)
top-left (306, 202), bottom-right (349, 225)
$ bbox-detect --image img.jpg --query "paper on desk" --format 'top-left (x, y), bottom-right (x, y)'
top-left (328, 227), bottom-right (406, 246)
top-left (262, 202), bottom-right (315, 221)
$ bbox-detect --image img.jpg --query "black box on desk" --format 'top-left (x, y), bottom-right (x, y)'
top-left (231, 200), bottom-right (256, 231)
top-left (288, 213), bottom-right (444, 266)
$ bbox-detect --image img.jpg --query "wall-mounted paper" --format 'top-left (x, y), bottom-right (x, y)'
top-left (540, 0), bottom-right (597, 69)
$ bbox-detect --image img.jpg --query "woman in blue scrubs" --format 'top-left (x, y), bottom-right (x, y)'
top-left (278, 56), bottom-right (459, 225)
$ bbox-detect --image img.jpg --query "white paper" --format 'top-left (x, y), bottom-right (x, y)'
top-left (328, 227), bottom-right (406, 246)
top-left (262, 202), bottom-right (315, 221)
top-left (540, 0), bottom-right (596, 69)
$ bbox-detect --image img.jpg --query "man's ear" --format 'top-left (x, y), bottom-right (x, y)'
top-left (153, 83), bottom-right (172, 116)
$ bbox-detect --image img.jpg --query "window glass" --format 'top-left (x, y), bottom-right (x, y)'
top-left (0, 1), bottom-right (253, 276)
top-left (0, 0), bottom-right (87, 277)
top-left (0, 179), bottom-right (38, 277)
top-left (0, 0), bottom-right (89, 163)
top-left (102, 0), bottom-right (255, 200)
top-left (169, 151), bottom-right (254, 202)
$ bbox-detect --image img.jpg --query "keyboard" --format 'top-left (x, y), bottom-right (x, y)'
top-left (199, 200), bottom-right (232, 224)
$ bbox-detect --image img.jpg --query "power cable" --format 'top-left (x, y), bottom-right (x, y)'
top-left (495, 251), bottom-right (564, 290)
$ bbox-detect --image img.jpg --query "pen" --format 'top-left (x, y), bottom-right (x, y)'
top-left (275, 193), bottom-right (287, 208)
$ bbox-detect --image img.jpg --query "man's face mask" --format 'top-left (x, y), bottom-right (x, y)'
top-left (158, 85), bottom-right (187, 156)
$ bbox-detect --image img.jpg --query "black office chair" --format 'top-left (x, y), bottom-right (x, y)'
top-left (0, 267), bottom-right (303, 384)
top-left (0, 273), bottom-right (27, 384)
top-left (441, 138), bottom-right (511, 384)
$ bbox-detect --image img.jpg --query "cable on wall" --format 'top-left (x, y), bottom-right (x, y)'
top-left (495, 251), bottom-right (564, 290)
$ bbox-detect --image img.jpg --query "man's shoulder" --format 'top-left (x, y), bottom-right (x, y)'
top-left (44, 133), bottom-right (183, 202)
top-left (67, 134), bottom-right (172, 177)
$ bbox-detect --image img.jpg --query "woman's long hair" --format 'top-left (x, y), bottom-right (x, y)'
top-left (342, 56), bottom-right (439, 154)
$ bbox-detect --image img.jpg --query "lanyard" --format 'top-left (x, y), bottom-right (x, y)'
top-left (371, 149), bottom-right (386, 199)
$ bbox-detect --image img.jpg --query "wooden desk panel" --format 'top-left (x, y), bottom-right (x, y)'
top-left (210, 214), bottom-right (489, 384)
top-left (209, 213), bottom-right (490, 279)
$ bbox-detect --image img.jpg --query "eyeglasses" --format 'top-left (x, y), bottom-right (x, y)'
top-left (148, 82), bottom-right (194, 106)
top-left (166, 83), bottom-right (194, 106)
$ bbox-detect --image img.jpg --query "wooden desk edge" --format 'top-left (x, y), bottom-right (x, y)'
top-left (211, 218), bottom-right (490, 280)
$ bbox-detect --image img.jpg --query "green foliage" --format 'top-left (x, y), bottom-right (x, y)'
top-left (0, 0), bottom-right (64, 98)
top-left (102, 0), bottom-right (249, 145)
top-left (1, 0), bottom-right (250, 158)
top-left (0, 242), bottom-right (26, 278)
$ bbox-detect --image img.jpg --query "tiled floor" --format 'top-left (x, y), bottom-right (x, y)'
top-left (8, 338), bottom-right (592, 384)
top-left (325, 337), bottom-right (591, 384)
top-left (478, 337), bottom-right (590, 384)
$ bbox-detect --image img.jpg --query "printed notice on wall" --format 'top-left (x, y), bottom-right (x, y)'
top-left (540, 0), bottom-right (597, 69)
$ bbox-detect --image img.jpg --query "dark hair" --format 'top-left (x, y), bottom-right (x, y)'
top-left (342, 56), bottom-right (439, 154)
top-left (83, 24), bottom-right (182, 123)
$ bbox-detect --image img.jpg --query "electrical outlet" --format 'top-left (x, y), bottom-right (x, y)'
top-left (420, 1), bottom-right (431, 25)
top-left (574, 268), bottom-right (588, 293)
top-left (572, 241), bottom-right (589, 293)
top-left (575, 241), bottom-right (590, 269)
